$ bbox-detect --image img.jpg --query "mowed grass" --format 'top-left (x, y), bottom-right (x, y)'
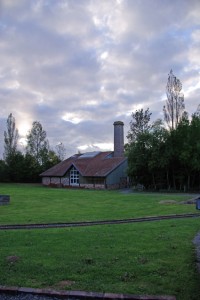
top-left (0, 183), bottom-right (200, 300)
top-left (0, 219), bottom-right (200, 300)
top-left (0, 183), bottom-right (198, 225)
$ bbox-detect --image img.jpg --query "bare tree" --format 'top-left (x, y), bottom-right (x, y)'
top-left (163, 70), bottom-right (185, 130)
top-left (55, 142), bottom-right (66, 161)
top-left (193, 104), bottom-right (200, 117)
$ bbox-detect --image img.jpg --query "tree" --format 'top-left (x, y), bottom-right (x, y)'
top-left (189, 113), bottom-right (200, 176)
top-left (4, 113), bottom-right (19, 164)
top-left (0, 159), bottom-right (8, 182)
top-left (22, 153), bottom-right (42, 183)
top-left (40, 148), bottom-right (61, 171)
top-left (148, 119), bottom-right (170, 189)
top-left (127, 108), bottom-right (152, 143)
top-left (7, 151), bottom-right (26, 182)
top-left (3, 113), bottom-right (22, 181)
top-left (127, 131), bottom-right (152, 187)
top-left (170, 115), bottom-right (190, 190)
top-left (193, 104), bottom-right (200, 117)
top-left (163, 70), bottom-right (185, 130)
top-left (26, 121), bottom-right (49, 164)
top-left (126, 108), bottom-right (153, 187)
top-left (55, 142), bottom-right (66, 161)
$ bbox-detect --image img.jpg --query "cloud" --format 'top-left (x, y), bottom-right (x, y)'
top-left (0, 0), bottom-right (200, 159)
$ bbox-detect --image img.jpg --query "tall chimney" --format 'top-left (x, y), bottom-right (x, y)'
top-left (113, 121), bottom-right (124, 157)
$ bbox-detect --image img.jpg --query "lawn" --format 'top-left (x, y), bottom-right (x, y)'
top-left (0, 183), bottom-right (200, 300)
top-left (0, 183), bottom-right (198, 225)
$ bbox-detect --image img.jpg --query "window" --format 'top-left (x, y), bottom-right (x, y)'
top-left (70, 167), bottom-right (79, 185)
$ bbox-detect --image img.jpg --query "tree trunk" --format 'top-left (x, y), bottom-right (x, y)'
top-left (172, 170), bottom-right (176, 190)
top-left (166, 170), bottom-right (170, 190)
top-left (152, 173), bottom-right (156, 190)
top-left (187, 174), bottom-right (190, 191)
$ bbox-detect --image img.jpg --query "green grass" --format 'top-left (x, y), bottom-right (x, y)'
top-left (0, 183), bottom-right (200, 300)
top-left (0, 183), bottom-right (197, 225)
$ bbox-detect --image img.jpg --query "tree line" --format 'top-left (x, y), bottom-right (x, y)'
top-left (1, 70), bottom-right (199, 190)
top-left (126, 70), bottom-right (200, 192)
top-left (0, 116), bottom-right (66, 182)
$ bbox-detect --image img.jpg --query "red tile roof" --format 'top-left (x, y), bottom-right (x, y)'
top-left (40, 151), bottom-right (127, 177)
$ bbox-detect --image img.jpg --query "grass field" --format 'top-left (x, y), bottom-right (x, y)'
top-left (0, 183), bottom-right (200, 300)
top-left (0, 183), bottom-right (197, 225)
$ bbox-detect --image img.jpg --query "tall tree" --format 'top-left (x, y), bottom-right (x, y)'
top-left (127, 131), bottom-right (152, 187)
top-left (3, 113), bottom-right (26, 182)
top-left (193, 104), bottom-right (200, 117)
top-left (4, 113), bottom-right (19, 164)
top-left (163, 70), bottom-right (185, 130)
top-left (55, 142), bottom-right (66, 161)
top-left (189, 113), bottom-right (200, 174)
top-left (0, 159), bottom-right (8, 182)
top-left (148, 119), bottom-right (170, 189)
top-left (126, 108), bottom-right (153, 187)
top-left (127, 108), bottom-right (152, 143)
top-left (22, 153), bottom-right (42, 182)
top-left (26, 121), bottom-right (49, 165)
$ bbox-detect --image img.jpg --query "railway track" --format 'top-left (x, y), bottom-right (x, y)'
top-left (0, 213), bottom-right (200, 230)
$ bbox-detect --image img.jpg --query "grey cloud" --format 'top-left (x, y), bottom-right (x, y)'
top-left (0, 0), bottom-right (200, 159)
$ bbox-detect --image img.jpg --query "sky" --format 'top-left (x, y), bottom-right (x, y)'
top-left (0, 0), bottom-right (200, 159)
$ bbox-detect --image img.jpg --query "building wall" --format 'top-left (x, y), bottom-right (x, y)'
top-left (80, 176), bottom-right (105, 189)
top-left (105, 159), bottom-right (128, 189)
top-left (42, 177), bottom-right (50, 185)
top-left (42, 175), bottom-right (69, 187)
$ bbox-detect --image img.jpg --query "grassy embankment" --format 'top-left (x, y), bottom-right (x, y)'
top-left (0, 183), bottom-right (200, 300)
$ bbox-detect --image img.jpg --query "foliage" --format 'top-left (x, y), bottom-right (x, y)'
top-left (127, 110), bottom-right (200, 191)
top-left (3, 114), bottom-right (24, 182)
top-left (0, 159), bottom-right (8, 182)
top-left (1, 115), bottom-right (61, 183)
top-left (3, 113), bottom-right (19, 164)
top-left (127, 71), bottom-right (200, 191)
top-left (26, 121), bottom-right (49, 165)
top-left (127, 108), bottom-right (152, 143)
top-left (127, 131), bottom-right (152, 187)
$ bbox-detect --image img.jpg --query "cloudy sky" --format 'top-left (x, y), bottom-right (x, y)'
top-left (0, 0), bottom-right (200, 159)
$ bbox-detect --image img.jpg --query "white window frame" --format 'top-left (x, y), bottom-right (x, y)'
top-left (70, 167), bottom-right (79, 185)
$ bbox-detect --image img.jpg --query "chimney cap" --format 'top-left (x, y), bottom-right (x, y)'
top-left (113, 121), bottom-right (124, 125)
